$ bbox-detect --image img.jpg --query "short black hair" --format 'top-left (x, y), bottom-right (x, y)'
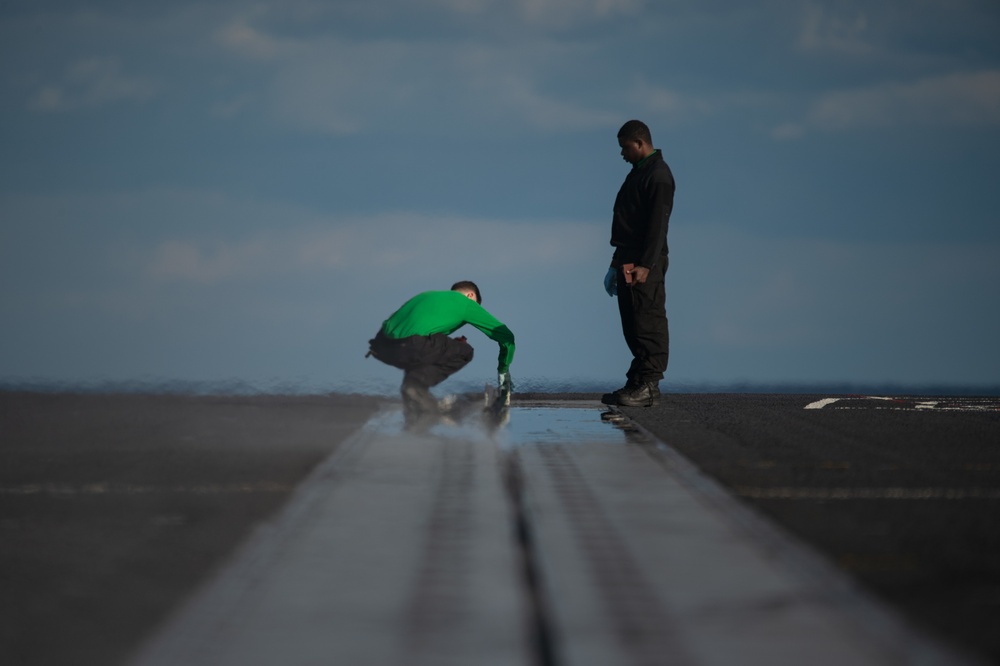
top-left (617, 119), bottom-right (652, 145)
top-left (451, 280), bottom-right (482, 304)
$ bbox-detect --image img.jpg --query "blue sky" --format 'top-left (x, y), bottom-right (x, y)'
top-left (2, 0), bottom-right (999, 394)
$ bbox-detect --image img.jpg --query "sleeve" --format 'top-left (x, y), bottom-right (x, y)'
top-left (639, 173), bottom-right (674, 270)
top-left (463, 302), bottom-right (516, 373)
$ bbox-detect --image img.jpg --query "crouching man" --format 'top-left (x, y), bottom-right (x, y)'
top-left (367, 281), bottom-right (515, 424)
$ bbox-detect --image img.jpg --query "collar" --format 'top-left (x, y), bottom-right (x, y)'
top-left (634, 148), bottom-right (659, 169)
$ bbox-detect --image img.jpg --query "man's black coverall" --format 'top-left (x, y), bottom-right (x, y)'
top-left (610, 148), bottom-right (675, 386)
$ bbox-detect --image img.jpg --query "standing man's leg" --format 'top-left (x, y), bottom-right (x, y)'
top-left (601, 266), bottom-right (642, 405)
top-left (616, 269), bottom-right (641, 386)
top-left (632, 276), bottom-right (669, 382)
top-left (613, 264), bottom-right (668, 406)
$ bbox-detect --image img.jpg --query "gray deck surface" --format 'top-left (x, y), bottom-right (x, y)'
top-left (2, 392), bottom-right (997, 665)
top-left (128, 399), bottom-right (990, 666)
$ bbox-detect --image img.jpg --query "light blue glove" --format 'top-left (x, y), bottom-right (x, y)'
top-left (603, 267), bottom-right (617, 297)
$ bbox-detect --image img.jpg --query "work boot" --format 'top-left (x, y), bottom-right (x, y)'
top-left (615, 382), bottom-right (661, 407)
top-left (601, 381), bottom-right (637, 406)
top-left (401, 381), bottom-right (439, 415)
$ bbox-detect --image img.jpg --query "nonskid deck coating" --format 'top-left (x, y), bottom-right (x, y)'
top-left (128, 401), bottom-right (984, 666)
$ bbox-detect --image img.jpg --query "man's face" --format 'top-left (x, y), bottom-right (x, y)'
top-left (618, 137), bottom-right (645, 165)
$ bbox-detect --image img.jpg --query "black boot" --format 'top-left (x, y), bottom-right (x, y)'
top-left (616, 382), bottom-right (660, 407)
top-left (401, 380), bottom-right (439, 415)
top-left (601, 382), bottom-right (633, 406)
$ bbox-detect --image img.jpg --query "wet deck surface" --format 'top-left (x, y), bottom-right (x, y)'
top-left (3, 392), bottom-right (997, 665)
top-left (127, 401), bottom-right (984, 665)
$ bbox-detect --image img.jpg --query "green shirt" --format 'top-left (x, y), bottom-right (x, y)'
top-left (381, 291), bottom-right (516, 373)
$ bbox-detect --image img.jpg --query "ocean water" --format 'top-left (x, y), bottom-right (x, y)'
top-left (2, 376), bottom-right (998, 397)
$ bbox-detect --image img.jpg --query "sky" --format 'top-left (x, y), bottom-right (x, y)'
top-left (2, 0), bottom-right (999, 395)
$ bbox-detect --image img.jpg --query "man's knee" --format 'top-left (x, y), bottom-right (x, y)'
top-left (442, 341), bottom-right (474, 376)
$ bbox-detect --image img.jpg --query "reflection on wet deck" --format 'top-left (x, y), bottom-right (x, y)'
top-left (130, 401), bottom-right (965, 666)
top-left (383, 401), bottom-right (630, 448)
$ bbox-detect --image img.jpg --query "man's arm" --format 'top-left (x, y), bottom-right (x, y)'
top-left (463, 303), bottom-right (516, 373)
top-left (638, 174), bottom-right (674, 275)
top-left (491, 324), bottom-right (516, 374)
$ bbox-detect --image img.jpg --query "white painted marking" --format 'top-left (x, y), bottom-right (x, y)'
top-left (736, 487), bottom-right (1000, 500)
top-left (804, 396), bottom-right (1000, 412)
top-left (804, 398), bottom-right (841, 410)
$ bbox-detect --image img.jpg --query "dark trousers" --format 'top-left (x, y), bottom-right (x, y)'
top-left (367, 330), bottom-right (474, 389)
top-left (616, 263), bottom-right (669, 385)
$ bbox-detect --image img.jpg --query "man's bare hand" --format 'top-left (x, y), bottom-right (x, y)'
top-left (628, 266), bottom-right (650, 284)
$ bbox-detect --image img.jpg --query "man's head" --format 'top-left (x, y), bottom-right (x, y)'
top-left (451, 280), bottom-right (482, 304)
top-left (617, 119), bottom-right (654, 166)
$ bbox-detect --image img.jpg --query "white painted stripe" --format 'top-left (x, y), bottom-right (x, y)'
top-left (804, 396), bottom-right (1000, 412)
top-left (736, 487), bottom-right (1000, 500)
top-left (804, 398), bottom-right (841, 409)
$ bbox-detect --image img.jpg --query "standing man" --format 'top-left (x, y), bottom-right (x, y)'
top-left (602, 120), bottom-right (675, 407)
top-left (367, 281), bottom-right (515, 422)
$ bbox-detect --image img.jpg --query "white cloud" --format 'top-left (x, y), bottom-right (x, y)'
top-left (627, 79), bottom-right (716, 126)
top-left (208, 9), bottom-right (623, 135)
top-left (796, 3), bottom-right (871, 55)
top-left (147, 213), bottom-right (603, 284)
top-left (478, 72), bottom-right (621, 130)
top-left (770, 122), bottom-right (805, 140)
top-left (148, 239), bottom-right (272, 284)
top-left (773, 69), bottom-right (1000, 137)
top-left (27, 57), bottom-right (157, 112)
top-left (674, 223), bottom-right (1000, 351)
top-left (214, 17), bottom-right (282, 60)
top-left (514, 0), bottom-right (643, 27)
top-left (209, 94), bottom-right (255, 118)
top-left (425, 0), bottom-right (642, 25)
top-left (264, 38), bottom-right (425, 135)
top-left (813, 70), bottom-right (1000, 128)
top-left (271, 38), bottom-right (619, 135)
